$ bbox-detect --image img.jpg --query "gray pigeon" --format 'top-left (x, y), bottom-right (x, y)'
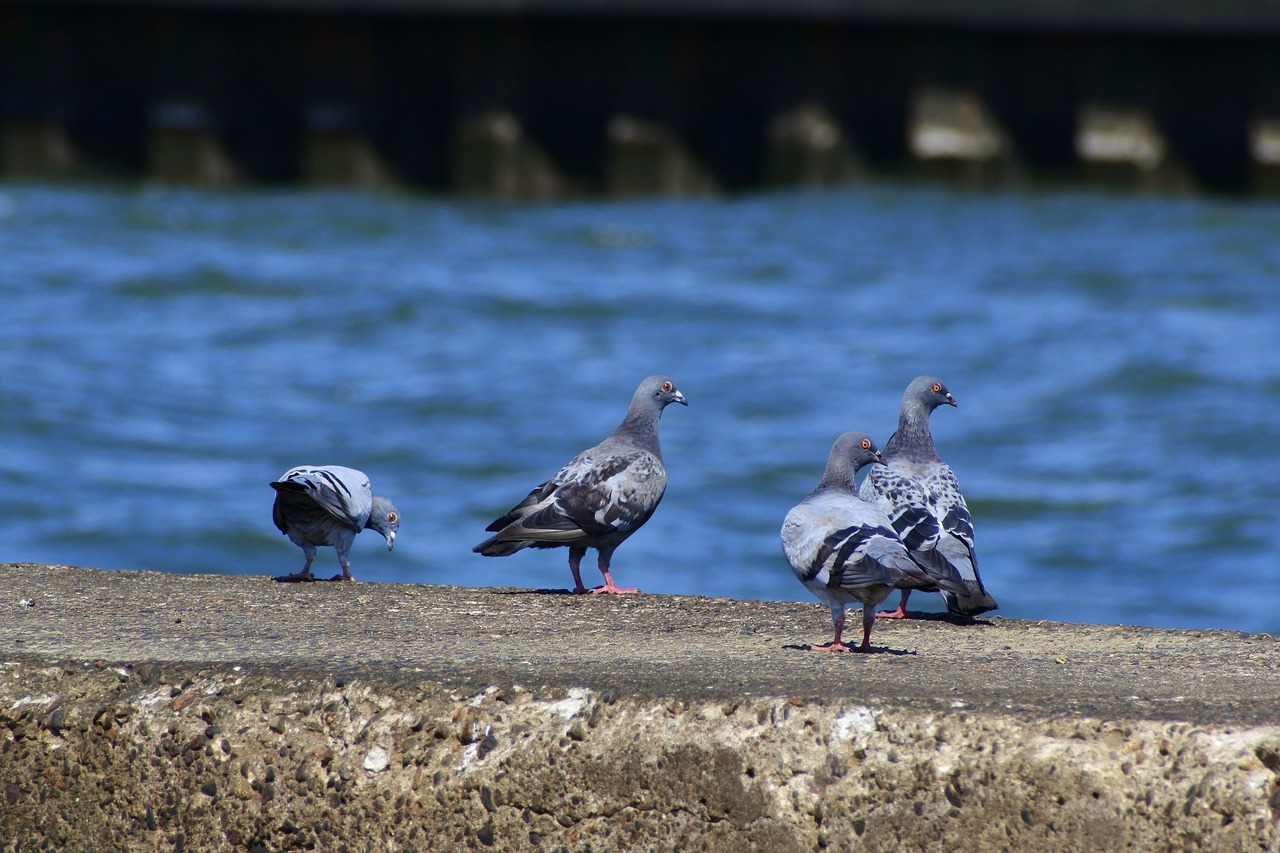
top-left (270, 465), bottom-right (400, 582)
top-left (782, 432), bottom-right (967, 652)
top-left (473, 375), bottom-right (687, 595)
top-left (859, 376), bottom-right (997, 618)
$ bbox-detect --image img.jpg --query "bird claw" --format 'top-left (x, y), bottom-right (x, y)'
top-left (328, 574), bottom-right (356, 583)
top-left (589, 584), bottom-right (640, 595)
top-left (876, 607), bottom-right (909, 620)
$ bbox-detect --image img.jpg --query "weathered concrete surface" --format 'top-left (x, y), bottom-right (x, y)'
top-left (1, 563), bottom-right (1278, 851)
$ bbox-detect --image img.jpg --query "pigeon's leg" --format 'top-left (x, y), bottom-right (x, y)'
top-left (590, 548), bottom-right (639, 595)
top-left (814, 604), bottom-right (855, 650)
top-left (811, 608), bottom-right (852, 652)
top-left (568, 547), bottom-right (589, 594)
top-left (329, 559), bottom-right (355, 583)
top-left (277, 544), bottom-right (317, 582)
top-left (856, 605), bottom-right (878, 653)
top-left (328, 537), bottom-right (356, 582)
top-left (877, 589), bottom-right (911, 619)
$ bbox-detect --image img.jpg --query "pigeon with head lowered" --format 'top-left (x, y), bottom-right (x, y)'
top-left (473, 375), bottom-right (687, 595)
top-left (783, 432), bottom-right (967, 652)
top-left (270, 465), bottom-right (399, 582)
top-left (859, 376), bottom-right (996, 619)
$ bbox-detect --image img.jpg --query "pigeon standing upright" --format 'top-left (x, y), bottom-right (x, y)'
top-left (782, 432), bottom-right (967, 652)
top-left (859, 376), bottom-right (997, 619)
top-left (473, 375), bottom-right (687, 595)
top-left (270, 465), bottom-right (400, 582)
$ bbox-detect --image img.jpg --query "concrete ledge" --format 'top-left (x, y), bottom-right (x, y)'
top-left (2, 564), bottom-right (1279, 850)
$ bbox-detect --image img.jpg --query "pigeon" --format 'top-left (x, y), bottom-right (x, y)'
top-left (858, 376), bottom-right (997, 619)
top-left (782, 432), bottom-right (967, 652)
top-left (270, 465), bottom-right (400, 582)
top-left (473, 375), bottom-right (687, 595)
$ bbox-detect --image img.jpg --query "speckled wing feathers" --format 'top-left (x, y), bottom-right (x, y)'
top-left (860, 458), bottom-right (993, 613)
top-left (475, 446), bottom-right (667, 554)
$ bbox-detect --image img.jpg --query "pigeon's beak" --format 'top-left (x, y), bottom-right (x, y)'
top-left (673, 390), bottom-right (688, 406)
top-left (945, 393), bottom-right (958, 407)
top-left (386, 531), bottom-right (396, 551)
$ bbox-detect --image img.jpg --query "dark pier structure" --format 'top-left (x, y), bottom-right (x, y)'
top-left (5, 0), bottom-right (1280, 195)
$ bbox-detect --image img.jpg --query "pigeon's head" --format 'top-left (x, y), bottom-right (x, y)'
top-left (368, 497), bottom-right (400, 550)
top-left (836, 431), bottom-right (882, 472)
top-left (907, 376), bottom-right (957, 410)
top-left (640, 375), bottom-right (688, 411)
top-left (822, 432), bottom-right (882, 488)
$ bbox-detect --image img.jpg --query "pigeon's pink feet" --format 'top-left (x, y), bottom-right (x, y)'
top-left (588, 569), bottom-right (639, 594)
top-left (328, 574), bottom-right (356, 583)
top-left (810, 640), bottom-right (853, 652)
top-left (876, 605), bottom-right (909, 619)
top-left (590, 582), bottom-right (640, 595)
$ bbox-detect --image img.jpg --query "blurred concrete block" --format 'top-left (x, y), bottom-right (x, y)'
top-left (305, 106), bottom-right (397, 188)
top-left (607, 115), bottom-right (716, 197)
top-left (1076, 104), bottom-right (1190, 189)
top-left (149, 102), bottom-right (240, 186)
top-left (1249, 117), bottom-right (1280, 192)
top-left (2, 119), bottom-right (79, 178)
top-left (908, 86), bottom-right (1017, 183)
top-left (1076, 104), bottom-right (1165, 171)
top-left (454, 110), bottom-right (561, 200)
top-left (767, 102), bottom-right (862, 187)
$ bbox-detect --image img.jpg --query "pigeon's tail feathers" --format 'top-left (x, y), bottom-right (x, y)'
top-left (271, 494), bottom-right (289, 535)
top-left (484, 480), bottom-right (558, 532)
top-left (473, 535), bottom-right (532, 557)
top-left (941, 585), bottom-right (999, 616)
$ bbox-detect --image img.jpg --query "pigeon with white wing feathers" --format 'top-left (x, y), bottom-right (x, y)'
top-left (859, 376), bottom-right (997, 619)
top-left (271, 465), bottom-right (399, 582)
top-left (782, 432), bottom-right (967, 652)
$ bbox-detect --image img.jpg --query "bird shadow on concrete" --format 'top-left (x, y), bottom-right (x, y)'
top-left (888, 610), bottom-right (996, 626)
top-left (490, 586), bottom-right (578, 596)
top-left (272, 575), bottom-right (350, 584)
top-left (782, 643), bottom-right (915, 657)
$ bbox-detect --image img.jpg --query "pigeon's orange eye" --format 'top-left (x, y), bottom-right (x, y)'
top-left (860, 439), bottom-right (871, 450)
top-left (661, 381), bottom-right (673, 392)
top-left (932, 383), bottom-right (942, 393)
top-left (388, 513), bottom-right (398, 523)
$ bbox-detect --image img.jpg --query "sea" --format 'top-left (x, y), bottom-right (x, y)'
top-left (1, 181), bottom-right (1277, 633)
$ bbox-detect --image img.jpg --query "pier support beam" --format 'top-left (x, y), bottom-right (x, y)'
top-left (767, 102), bottom-right (862, 187)
top-left (908, 86), bottom-right (1020, 185)
top-left (1075, 103), bottom-right (1190, 190)
top-left (1, 119), bottom-right (79, 178)
top-left (607, 115), bottom-right (716, 197)
top-left (148, 103), bottom-right (240, 186)
top-left (454, 110), bottom-right (561, 199)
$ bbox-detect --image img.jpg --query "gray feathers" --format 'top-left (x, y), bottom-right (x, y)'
top-left (271, 465), bottom-right (400, 582)
top-left (782, 432), bottom-right (966, 651)
top-left (473, 375), bottom-right (687, 594)
top-left (859, 377), bottom-right (997, 616)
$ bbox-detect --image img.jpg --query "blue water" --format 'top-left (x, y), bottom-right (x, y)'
top-left (1, 183), bottom-right (1278, 633)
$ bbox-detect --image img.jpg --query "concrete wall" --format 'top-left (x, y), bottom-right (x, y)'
top-left (4, 658), bottom-right (1280, 851)
top-left (4, 2), bottom-right (1280, 193)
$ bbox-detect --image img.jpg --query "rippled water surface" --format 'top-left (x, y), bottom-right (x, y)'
top-left (1, 183), bottom-right (1278, 633)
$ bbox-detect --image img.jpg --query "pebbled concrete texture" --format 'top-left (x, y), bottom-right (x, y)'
top-left (1, 563), bottom-right (1279, 851)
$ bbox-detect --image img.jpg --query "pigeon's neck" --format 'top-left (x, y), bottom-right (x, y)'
top-left (614, 405), bottom-right (663, 457)
top-left (815, 461), bottom-right (860, 495)
top-left (889, 402), bottom-right (940, 462)
top-left (812, 478), bottom-right (856, 498)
